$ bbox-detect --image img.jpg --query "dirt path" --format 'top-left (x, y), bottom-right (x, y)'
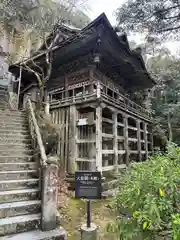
top-left (60, 197), bottom-right (116, 239)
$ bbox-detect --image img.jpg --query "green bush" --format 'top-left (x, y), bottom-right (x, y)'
top-left (109, 143), bottom-right (180, 240)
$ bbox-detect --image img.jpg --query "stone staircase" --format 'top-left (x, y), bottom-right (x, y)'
top-left (0, 107), bottom-right (66, 239)
top-left (0, 88), bottom-right (8, 109)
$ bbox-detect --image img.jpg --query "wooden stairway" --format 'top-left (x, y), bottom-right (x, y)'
top-left (0, 107), bottom-right (66, 239)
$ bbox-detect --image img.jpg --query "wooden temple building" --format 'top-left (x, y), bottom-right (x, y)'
top-left (9, 13), bottom-right (155, 174)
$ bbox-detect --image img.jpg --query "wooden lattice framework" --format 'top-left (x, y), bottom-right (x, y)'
top-left (50, 67), bottom-right (153, 174)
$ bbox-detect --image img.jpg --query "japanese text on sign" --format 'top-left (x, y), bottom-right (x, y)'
top-left (75, 171), bottom-right (102, 200)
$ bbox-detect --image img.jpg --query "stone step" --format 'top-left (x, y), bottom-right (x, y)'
top-left (0, 110), bottom-right (25, 116)
top-left (0, 129), bottom-right (28, 134)
top-left (0, 134), bottom-right (31, 141)
top-left (0, 156), bottom-right (33, 163)
top-left (0, 200), bottom-right (41, 218)
top-left (0, 120), bottom-right (28, 125)
top-left (0, 149), bottom-right (33, 156)
top-left (0, 103), bottom-right (8, 107)
top-left (0, 96), bottom-right (8, 100)
top-left (0, 117), bottom-right (27, 123)
top-left (0, 116), bottom-right (26, 122)
top-left (0, 179), bottom-right (39, 191)
top-left (0, 128), bottom-right (28, 133)
top-left (0, 138), bottom-right (31, 144)
top-left (0, 116), bottom-right (26, 121)
top-left (0, 144), bottom-right (32, 150)
top-left (0, 107), bottom-right (8, 111)
top-left (102, 179), bottom-right (120, 191)
top-left (0, 189), bottom-right (39, 203)
top-left (0, 170), bottom-right (38, 180)
top-left (0, 162), bottom-right (37, 171)
top-left (0, 142), bottom-right (31, 147)
top-left (0, 125), bottom-right (28, 131)
top-left (1, 227), bottom-right (67, 240)
top-left (0, 213), bottom-right (41, 236)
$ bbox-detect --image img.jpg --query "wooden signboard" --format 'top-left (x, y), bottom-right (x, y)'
top-left (75, 171), bottom-right (102, 200)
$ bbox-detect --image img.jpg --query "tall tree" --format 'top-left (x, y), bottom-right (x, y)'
top-left (0, 0), bottom-right (90, 62)
top-left (147, 51), bottom-right (180, 144)
top-left (115, 0), bottom-right (180, 38)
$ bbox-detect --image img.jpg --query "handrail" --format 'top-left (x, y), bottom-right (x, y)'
top-left (27, 98), bottom-right (47, 166)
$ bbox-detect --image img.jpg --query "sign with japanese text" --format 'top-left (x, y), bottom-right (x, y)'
top-left (75, 171), bottom-right (102, 200)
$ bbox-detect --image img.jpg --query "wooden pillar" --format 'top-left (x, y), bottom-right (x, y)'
top-left (144, 122), bottom-right (148, 160)
top-left (89, 67), bottom-right (95, 94)
top-left (137, 120), bottom-right (142, 161)
top-left (65, 76), bottom-right (68, 98)
top-left (89, 111), bottom-right (96, 171)
top-left (96, 105), bottom-right (102, 173)
top-left (96, 82), bottom-right (101, 99)
top-left (69, 105), bottom-right (78, 173)
top-left (124, 115), bottom-right (129, 166)
top-left (151, 133), bottom-right (154, 154)
top-left (113, 112), bottom-right (118, 172)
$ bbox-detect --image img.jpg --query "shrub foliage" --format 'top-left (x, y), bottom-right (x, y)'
top-left (109, 144), bottom-right (180, 239)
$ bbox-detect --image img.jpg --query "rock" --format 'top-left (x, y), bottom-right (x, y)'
top-left (47, 155), bottom-right (59, 164)
top-left (102, 189), bottom-right (118, 198)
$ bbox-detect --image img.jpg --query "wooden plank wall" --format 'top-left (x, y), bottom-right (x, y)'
top-left (51, 107), bottom-right (70, 171)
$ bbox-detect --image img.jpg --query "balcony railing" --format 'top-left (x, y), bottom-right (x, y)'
top-left (49, 81), bottom-right (151, 119)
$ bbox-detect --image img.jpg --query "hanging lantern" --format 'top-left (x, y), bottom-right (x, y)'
top-left (93, 52), bottom-right (101, 64)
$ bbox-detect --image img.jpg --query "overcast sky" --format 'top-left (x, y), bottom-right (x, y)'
top-left (86, 0), bottom-right (122, 25)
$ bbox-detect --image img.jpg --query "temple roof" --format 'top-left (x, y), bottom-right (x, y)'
top-left (9, 13), bottom-right (155, 90)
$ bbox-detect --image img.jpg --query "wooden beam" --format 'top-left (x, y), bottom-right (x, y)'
top-left (144, 123), bottom-right (148, 160)
top-left (130, 150), bottom-right (139, 154)
top-left (137, 120), bottom-right (142, 161)
top-left (102, 133), bottom-right (114, 139)
top-left (96, 105), bottom-right (102, 172)
top-left (102, 150), bottom-right (114, 154)
top-left (151, 133), bottom-right (154, 154)
top-left (69, 105), bottom-right (78, 174)
top-left (113, 113), bottom-right (118, 173)
top-left (76, 158), bottom-right (95, 162)
top-left (128, 126), bottom-right (138, 131)
top-left (118, 150), bottom-right (126, 154)
top-left (128, 138), bottom-right (138, 142)
top-left (89, 67), bottom-right (95, 94)
top-left (76, 102), bottom-right (97, 109)
top-left (64, 107), bottom-right (69, 172)
top-left (61, 109), bottom-right (65, 168)
top-left (117, 122), bottom-right (124, 127)
top-left (89, 122), bottom-right (96, 171)
top-left (117, 136), bottom-right (124, 141)
top-left (102, 117), bottom-right (113, 124)
top-left (118, 164), bottom-right (127, 169)
top-left (102, 100), bottom-right (152, 123)
top-left (102, 165), bottom-right (114, 171)
top-left (124, 115), bottom-right (129, 166)
top-left (76, 139), bottom-right (96, 143)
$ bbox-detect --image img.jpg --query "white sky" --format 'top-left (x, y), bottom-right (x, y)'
top-left (86, 0), bottom-right (121, 25)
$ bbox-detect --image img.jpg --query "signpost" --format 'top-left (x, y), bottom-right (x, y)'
top-left (75, 171), bottom-right (102, 240)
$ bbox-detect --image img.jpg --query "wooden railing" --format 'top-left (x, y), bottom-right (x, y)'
top-left (26, 98), bottom-right (47, 166)
top-left (50, 85), bottom-right (97, 107)
top-left (49, 84), bottom-right (151, 119)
